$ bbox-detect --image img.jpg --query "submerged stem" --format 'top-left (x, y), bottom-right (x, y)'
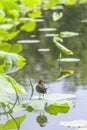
top-left (8, 112), bottom-right (20, 130)
top-left (30, 79), bottom-right (34, 100)
top-left (58, 52), bottom-right (62, 71)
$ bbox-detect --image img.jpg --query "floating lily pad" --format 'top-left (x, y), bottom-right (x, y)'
top-left (60, 31), bottom-right (79, 38)
top-left (37, 48), bottom-right (50, 52)
top-left (46, 103), bottom-right (70, 115)
top-left (30, 35), bottom-right (36, 37)
top-left (33, 19), bottom-right (44, 22)
top-left (81, 19), bottom-right (87, 23)
top-left (20, 17), bottom-right (44, 22)
top-left (45, 33), bottom-right (59, 37)
top-left (31, 93), bottom-right (76, 101)
top-left (60, 120), bottom-right (87, 128)
top-left (76, 128), bottom-right (87, 130)
top-left (57, 58), bottom-right (80, 62)
top-left (17, 40), bottom-right (40, 43)
top-left (39, 28), bottom-right (57, 31)
top-left (51, 5), bottom-right (64, 10)
top-left (18, 93), bottom-right (76, 114)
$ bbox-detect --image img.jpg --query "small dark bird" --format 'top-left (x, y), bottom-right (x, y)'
top-left (36, 80), bottom-right (47, 99)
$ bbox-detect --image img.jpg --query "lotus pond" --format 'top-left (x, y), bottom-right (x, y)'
top-left (0, 1), bottom-right (87, 130)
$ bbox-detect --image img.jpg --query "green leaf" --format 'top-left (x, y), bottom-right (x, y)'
top-left (28, 10), bottom-right (42, 18)
top-left (0, 14), bottom-right (4, 23)
top-left (21, 21), bottom-right (36, 32)
top-left (0, 28), bottom-right (9, 40)
top-left (52, 12), bottom-right (63, 21)
top-left (6, 31), bottom-right (20, 41)
top-left (0, 29), bottom-right (20, 41)
top-left (60, 31), bottom-right (79, 38)
top-left (0, 73), bottom-right (26, 94)
top-left (5, 74), bottom-right (26, 94)
top-left (46, 103), bottom-right (70, 115)
top-left (21, 0), bottom-right (41, 8)
top-left (0, 115), bottom-right (26, 130)
top-left (0, 42), bottom-right (23, 53)
top-left (0, 0), bottom-right (21, 11)
top-left (65, 0), bottom-right (77, 5)
top-left (43, 0), bottom-right (61, 8)
top-left (9, 43), bottom-right (23, 53)
top-left (0, 91), bottom-right (10, 103)
top-left (21, 103), bottom-right (33, 112)
top-left (53, 36), bottom-right (73, 55)
top-left (56, 70), bottom-right (74, 80)
top-left (0, 42), bottom-right (11, 52)
top-left (8, 10), bottom-right (19, 17)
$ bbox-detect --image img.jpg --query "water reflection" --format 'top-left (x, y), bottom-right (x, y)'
top-left (0, 51), bottom-right (26, 74)
top-left (36, 113), bottom-right (48, 127)
top-left (9, 5), bottom-right (87, 92)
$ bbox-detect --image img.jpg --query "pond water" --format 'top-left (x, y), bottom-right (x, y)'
top-left (2, 4), bottom-right (87, 130)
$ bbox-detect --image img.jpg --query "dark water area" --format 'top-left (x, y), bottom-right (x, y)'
top-left (9, 4), bottom-right (87, 130)
top-left (12, 4), bottom-right (87, 88)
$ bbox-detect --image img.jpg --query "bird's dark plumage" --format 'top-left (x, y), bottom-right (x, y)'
top-left (36, 80), bottom-right (47, 99)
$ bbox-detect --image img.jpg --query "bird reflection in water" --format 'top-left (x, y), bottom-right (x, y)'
top-left (36, 113), bottom-right (48, 127)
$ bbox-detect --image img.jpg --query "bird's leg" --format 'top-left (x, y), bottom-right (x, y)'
top-left (39, 93), bottom-right (41, 100)
top-left (43, 94), bottom-right (44, 99)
